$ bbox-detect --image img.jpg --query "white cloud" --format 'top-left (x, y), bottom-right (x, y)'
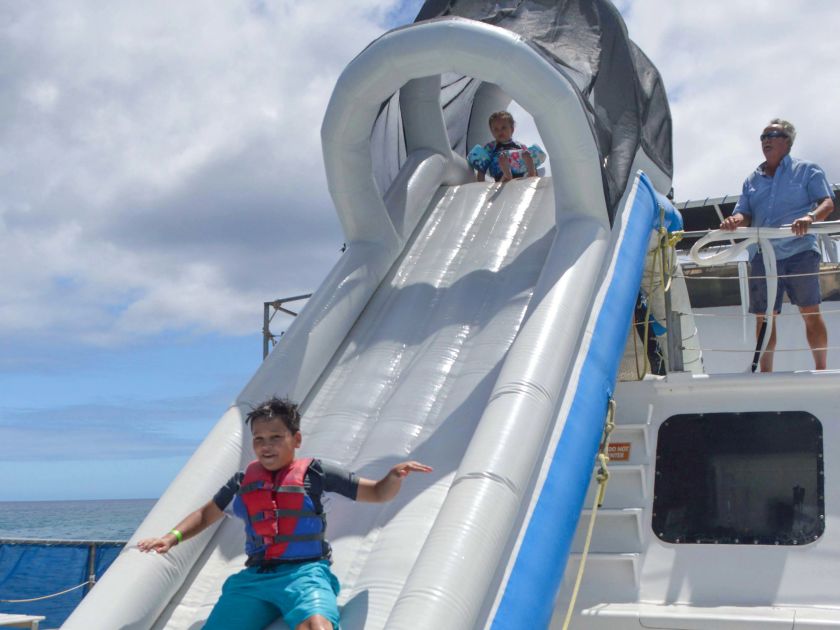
top-left (622, 0), bottom-right (840, 200)
top-left (2, 0), bottom-right (417, 346)
top-left (4, 0), bottom-right (837, 352)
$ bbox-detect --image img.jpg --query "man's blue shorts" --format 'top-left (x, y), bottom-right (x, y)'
top-left (203, 560), bottom-right (340, 630)
top-left (748, 249), bottom-right (821, 314)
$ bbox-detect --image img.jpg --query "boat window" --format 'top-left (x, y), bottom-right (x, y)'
top-left (652, 411), bottom-right (824, 545)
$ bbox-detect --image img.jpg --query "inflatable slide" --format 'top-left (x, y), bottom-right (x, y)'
top-left (64, 3), bottom-right (679, 628)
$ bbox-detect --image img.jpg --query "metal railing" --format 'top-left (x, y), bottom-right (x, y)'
top-left (262, 294), bottom-right (312, 359)
top-left (0, 538), bottom-right (125, 603)
top-left (686, 221), bottom-right (840, 370)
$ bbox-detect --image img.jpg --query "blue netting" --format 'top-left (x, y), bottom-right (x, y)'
top-left (0, 541), bottom-right (123, 628)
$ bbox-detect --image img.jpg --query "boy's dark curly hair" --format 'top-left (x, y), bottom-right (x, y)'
top-left (245, 397), bottom-right (301, 433)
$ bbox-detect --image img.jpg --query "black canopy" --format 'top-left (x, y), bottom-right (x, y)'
top-left (370, 0), bottom-right (672, 223)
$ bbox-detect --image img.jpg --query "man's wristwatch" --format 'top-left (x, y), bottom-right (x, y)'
top-left (807, 210), bottom-right (817, 221)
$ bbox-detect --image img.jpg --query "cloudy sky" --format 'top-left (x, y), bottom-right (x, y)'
top-left (2, 0), bottom-right (838, 501)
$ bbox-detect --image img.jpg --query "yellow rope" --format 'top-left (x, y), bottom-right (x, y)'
top-left (662, 230), bottom-right (683, 293)
top-left (635, 206), bottom-right (682, 380)
top-left (646, 208), bottom-right (683, 373)
top-left (633, 222), bottom-right (663, 380)
top-left (561, 399), bottom-right (616, 630)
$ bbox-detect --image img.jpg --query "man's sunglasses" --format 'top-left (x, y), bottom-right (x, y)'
top-left (760, 131), bottom-right (789, 141)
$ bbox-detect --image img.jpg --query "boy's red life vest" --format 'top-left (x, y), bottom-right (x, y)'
top-left (237, 457), bottom-right (326, 562)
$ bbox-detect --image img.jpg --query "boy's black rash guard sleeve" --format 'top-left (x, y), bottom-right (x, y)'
top-left (212, 459), bottom-right (358, 511)
top-left (213, 472), bottom-right (243, 511)
top-left (312, 459), bottom-right (359, 501)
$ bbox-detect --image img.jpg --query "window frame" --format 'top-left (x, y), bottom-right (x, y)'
top-left (652, 411), bottom-right (825, 546)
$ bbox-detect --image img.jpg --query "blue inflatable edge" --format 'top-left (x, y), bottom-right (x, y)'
top-left (491, 173), bottom-right (679, 628)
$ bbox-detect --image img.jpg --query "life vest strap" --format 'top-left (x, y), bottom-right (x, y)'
top-left (238, 482), bottom-right (307, 495)
top-left (273, 485), bottom-right (306, 493)
top-left (266, 532), bottom-right (325, 544)
top-left (250, 509), bottom-right (320, 523)
top-left (238, 481), bottom-right (268, 495)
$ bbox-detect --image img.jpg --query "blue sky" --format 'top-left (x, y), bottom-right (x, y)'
top-left (3, 0), bottom-right (839, 501)
top-left (0, 332), bottom-right (261, 500)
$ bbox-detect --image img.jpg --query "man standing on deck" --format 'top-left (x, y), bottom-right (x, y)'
top-left (720, 118), bottom-right (834, 372)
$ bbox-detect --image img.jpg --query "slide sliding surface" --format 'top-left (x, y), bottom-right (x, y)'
top-left (156, 175), bottom-right (557, 630)
top-left (306, 177), bottom-right (556, 627)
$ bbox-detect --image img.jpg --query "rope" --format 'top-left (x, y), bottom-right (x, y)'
top-left (664, 232), bottom-right (684, 285)
top-left (0, 579), bottom-right (90, 603)
top-left (639, 234), bottom-right (659, 377)
top-left (677, 268), bottom-right (840, 281)
top-left (639, 209), bottom-right (682, 378)
top-left (694, 345), bottom-right (840, 354)
top-left (676, 309), bottom-right (840, 319)
top-left (561, 399), bottom-right (616, 630)
top-left (642, 207), bottom-right (670, 376)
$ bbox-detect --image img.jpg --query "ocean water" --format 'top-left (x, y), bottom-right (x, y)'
top-left (0, 499), bottom-right (156, 541)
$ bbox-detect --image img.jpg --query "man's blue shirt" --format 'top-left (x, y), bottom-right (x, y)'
top-left (733, 154), bottom-right (834, 260)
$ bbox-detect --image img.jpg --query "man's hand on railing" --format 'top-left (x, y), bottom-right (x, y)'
top-left (720, 213), bottom-right (749, 231)
top-left (791, 213), bottom-right (815, 236)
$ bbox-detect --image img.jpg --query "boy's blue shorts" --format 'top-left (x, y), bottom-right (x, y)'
top-left (748, 249), bottom-right (821, 314)
top-left (203, 560), bottom-right (340, 630)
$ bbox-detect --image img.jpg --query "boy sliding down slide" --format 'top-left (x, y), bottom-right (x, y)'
top-left (138, 397), bottom-right (432, 630)
top-left (468, 110), bottom-right (546, 182)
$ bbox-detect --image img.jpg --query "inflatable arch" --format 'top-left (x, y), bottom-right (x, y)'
top-left (321, 17), bottom-right (609, 248)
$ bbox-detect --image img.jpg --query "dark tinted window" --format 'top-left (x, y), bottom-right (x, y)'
top-left (653, 412), bottom-right (824, 545)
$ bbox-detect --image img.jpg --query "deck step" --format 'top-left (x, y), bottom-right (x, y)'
top-left (556, 552), bottom-right (641, 610)
top-left (571, 507), bottom-right (644, 553)
top-left (606, 422), bottom-right (651, 464)
top-left (584, 464), bottom-right (647, 509)
top-left (556, 602), bottom-right (840, 629)
top-left (576, 603), bottom-right (798, 629)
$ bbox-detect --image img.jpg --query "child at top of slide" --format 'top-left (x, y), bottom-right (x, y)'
top-left (468, 110), bottom-right (546, 182)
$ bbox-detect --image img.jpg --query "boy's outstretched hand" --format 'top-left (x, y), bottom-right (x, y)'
top-left (137, 533), bottom-right (178, 554)
top-left (390, 461), bottom-right (433, 478)
top-left (135, 501), bottom-right (223, 555)
top-left (357, 461), bottom-right (433, 503)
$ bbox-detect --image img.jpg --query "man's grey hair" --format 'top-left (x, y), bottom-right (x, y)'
top-left (769, 118), bottom-right (796, 145)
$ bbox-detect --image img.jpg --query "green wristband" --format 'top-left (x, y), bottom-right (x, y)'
top-left (170, 529), bottom-right (183, 544)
